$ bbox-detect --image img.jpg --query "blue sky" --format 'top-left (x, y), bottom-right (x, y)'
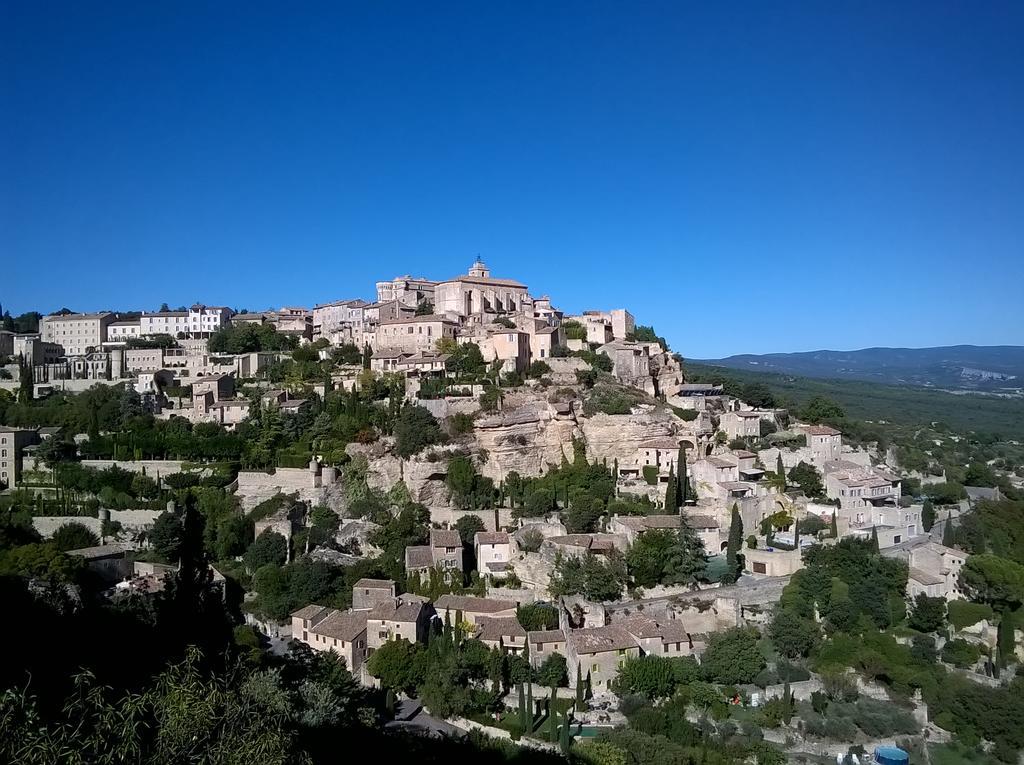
top-left (2, 2), bottom-right (1022, 358)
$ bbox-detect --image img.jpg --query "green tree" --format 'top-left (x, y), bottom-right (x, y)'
top-left (775, 453), bottom-right (786, 489)
top-left (800, 396), bottom-right (845, 423)
top-left (393, 404), bottom-right (444, 458)
top-left (150, 510), bottom-right (185, 562)
top-left (788, 461), bottom-right (824, 498)
top-left (723, 504), bottom-right (744, 585)
top-left (365, 638), bottom-right (423, 693)
top-left (454, 514), bottom-right (485, 546)
top-left (676, 447), bottom-right (688, 506)
top-left (664, 520), bottom-right (707, 586)
top-left (769, 608), bottom-right (819, 658)
top-left (908, 593), bottom-right (946, 633)
top-left (700, 627), bottom-right (765, 684)
top-left (244, 529), bottom-right (288, 571)
top-left (663, 465), bottom-right (677, 511)
top-left (536, 653), bottom-right (568, 688)
top-left (626, 529), bottom-right (678, 588)
top-left (922, 499), bottom-right (935, 532)
top-left (959, 554), bottom-right (1024, 612)
top-left (50, 522), bottom-right (100, 552)
top-left (943, 517), bottom-right (955, 547)
top-left (613, 655), bottom-right (678, 699)
top-left (517, 602), bottom-right (559, 631)
top-left (830, 511), bottom-right (838, 538)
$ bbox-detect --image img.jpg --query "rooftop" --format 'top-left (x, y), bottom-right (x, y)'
top-left (527, 629), bottom-right (566, 644)
top-left (354, 578), bottom-right (396, 590)
top-left (475, 616), bottom-right (527, 641)
top-left (475, 531), bottom-right (511, 545)
top-left (434, 594), bottom-right (517, 614)
top-left (314, 610), bottom-right (368, 642)
top-left (567, 624), bottom-right (636, 654)
top-left (404, 545), bottom-right (434, 570)
top-left (430, 528), bottom-right (462, 548)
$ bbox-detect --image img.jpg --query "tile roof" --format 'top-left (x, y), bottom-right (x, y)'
top-left (292, 604), bottom-right (328, 621)
top-left (567, 624), bottom-right (636, 654)
top-left (909, 567), bottom-right (944, 586)
top-left (379, 314), bottom-right (457, 325)
top-left (405, 545), bottom-right (434, 570)
top-left (430, 528), bottom-right (462, 548)
top-left (314, 610), bottom-right (368, 642)
top-left (354, 578), bottom-right (396, 589)
top-left (527, 629), bottom-right (566, 644)
top-left (804, 425), bottom-right (841, 436)
top-left (684, 515), bottom-right (720, 529)
top-left (638, 438), bottom-right (683, 450)
top-left (733, 450), bottom-right (757, 458)
top-left (367, 598), bottom-right (425, 623)
top-left (475, 616), bottom-right (527, 641)
top-left (448, 275), bottom-right (527, 288)
top-left (475, 531), bottom-right (510, 545)
top-left (434, 594), bottom-right (517, 614)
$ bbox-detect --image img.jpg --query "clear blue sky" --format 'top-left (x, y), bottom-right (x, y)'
top-left (2, 2), bottom-right (1022, 358)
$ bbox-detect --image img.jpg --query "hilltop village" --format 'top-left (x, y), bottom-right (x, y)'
top-left (2, 260), bottom-right (1023, 764)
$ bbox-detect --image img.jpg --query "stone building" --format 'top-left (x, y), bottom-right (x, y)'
top-left (376, 315), bottom-right (458, 354)
top-left (434, 259), bottom-right (529, 317)
top-left (41, 312), bottom-right (113, 356)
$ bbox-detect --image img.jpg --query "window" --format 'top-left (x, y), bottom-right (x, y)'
top-left (893, 535), bottom-right (901, 544)
top-left (591, 663), bottom-right (599, 673)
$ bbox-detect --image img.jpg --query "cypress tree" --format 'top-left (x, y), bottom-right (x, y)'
top-left (549, 690), bottom-right (558, 741)
top-left (782, 681), bottom-right (793, 724)
top-left (519, 683), bottom-right (527, 729)
top-left (870, 525), bottom-right (880, 553)
top-left (527, 681), bottom-right (534, 732)
top-left (560, 705), bottom-right (572, 753)
top-left (677, 447), bottom-right (688, 506)
top-left (725, 503), bottom-right (743, 584)
top-left (830, 511), bottom-right (838, 538)
top-left (362, 343), bottom-right (372, 369)
top-left (922, 499), bottom-right (935, 532)
top-left (942, 517), bottom-right (955, 547)
top-left (776, 453), bottom-right (786, 489)
top-left (575, 664), bottom-right (584, 705)
top-left (998, 610), bottom-right (1015, 671)
top-left (793, 518), bottom-right (800, 549)
top-left (664, 464), bottom-right (678, 512)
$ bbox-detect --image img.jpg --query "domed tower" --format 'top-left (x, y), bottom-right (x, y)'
top-left (468, 257), bottom-right (490, 279)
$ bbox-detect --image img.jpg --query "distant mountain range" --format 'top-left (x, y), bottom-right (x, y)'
top-left (696, 345), bottom-right (1024, 392)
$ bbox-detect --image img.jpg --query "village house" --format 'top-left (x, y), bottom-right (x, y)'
top-left (10, 333), bottom-right (63, 366)
top-left (40, 311), bottom-right (113, 356)
top-left (475, 616), bottom-right (528, 654)
top-left (365, 594), bottom-right (432, 652)
top-left (474, 531), bottom-right (516, 580)
top-left (433, 594), bottom-right (518, 626)
top-left (433, 258), bottom-right (530, 317)
top-left (565, 624), bottom-right (640, 693)
top-left (824, 459), bottom-right (902, 511)
top-left (625, 437), bottom-right (689, 483)
top-left (541, 533), bottom-right (627, 562)
top-left (891, 540), bottom-right (967, 601)
top-left (0, 426), bottom-right (40, 489)
top-left (844, 504), bottom-right (922, 549)
top-left (191, 372), bottom-right (235, 402)
top-left (139, 310), bottom-right (190, 338)
top-left (618, 614), bottom-right (696, 658)
top-left (720, 410), bottom-right (762, 440)
top-left (290, 606), bottom-right (369, 672)
top-left (375, 276), bottom-right (438, 308)
top-left (458, 324), bottom-right (532, 374)
top-left (743, 545), bottom-right (805, 577)
top-left (692, 452), bottom-right (771, 503)
top-left (376, 315), bottom-right (458, 354)
top-left (105, 320), bottom-right (142, 344)
top-left (800, 425), bottom-right (842, 463)
top-left (404, 528), bottom-right (464, 582)
top-left (527, 629), bottom-right (567, 669)
top-left (351, 578), bottom-right (397, 610)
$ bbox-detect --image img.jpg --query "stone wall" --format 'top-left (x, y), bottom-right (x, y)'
top-left (82, 459), bottom-right (189, 477)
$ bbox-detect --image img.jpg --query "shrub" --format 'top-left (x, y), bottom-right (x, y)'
top-left (518, 528), bottom-right (543, 552)
top-left (448, 412), bottom-right (475, 435)
top-left (641, 465), bottom-right (659, 485)
top-left (942, 638), bottom-right (981, 668)
top-left (526, 361), bottom-right (551, 379)
top-left (393, 404), bottom-right (444, 458)
top-left (947, 600), bottom-right (994, 631)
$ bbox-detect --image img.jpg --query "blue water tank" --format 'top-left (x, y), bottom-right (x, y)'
top-left (874, 746), bottom-right (909, 765)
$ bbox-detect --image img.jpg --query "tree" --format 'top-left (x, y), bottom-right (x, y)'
top-left (613, 655), bottom-right (678, 699)
top-left (366, 638), bottom-right (423, 692)
top-left (454, 514), bottom-right (486, 547)
top-left (943, 517), bottom-right (955, 547)
top-left (150, 510), bottom-right (185, 562)
top-left (626, 529), bottom-right (678, 588)
top-left (830, 511), bottom-right (838, 538)
top-left (769, 608), bottom-right (819, 658)
top-left (724, 504), bottom-right (744, 585)
top-left (800, 396), bottom-right (845, 423)
top-left (517, 602), bottom-right (559, 631)
top-left (414, 300), bottom-right (434, 316)
top-left (244, 529), bottom-right (288, 570)
top-left (17, 355), bottom-right (33, 403)
top-left (663, 465), bottom-right (677, 511)
top-left (536, 653), bottom-right (568, 688)
top-left (775, 453), bottom-right (786, 489)
top-left (676, 447), bottom-right (688, 505)
top-left (793, 518), bottom-right (800, 549)
top-left (788, 461), bottom-right (824, 498)
top-left (393, 404), bottom-right (444, 458)
top-left (741, 383), bottom-right (776, 409)
top-left (959, 554), bottom-right (1024, 612)
top-left (908, 593), bottom-right (946, 633)
top-left (870, 525), bottom-right (880, 553)
top-left (51, 522), bottom-right (100, 551)
top-left (700, 627), bottom-right (765, 684)
top-left (922, 499), bottom-right (935, 533)
top-left (664, 521), bottom-right (707, 586)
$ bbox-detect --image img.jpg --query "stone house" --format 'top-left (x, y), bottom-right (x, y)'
top-left (41, 311), bottom-right (113, 356)
top-left (290, 606), bottom-right (369, 672)
top-left (365, 595), bottom-right (432, 652)
top-left (475, 616), bottom-right (527, 654)
top-left (404, 528), bottom-right (464, 582)
top-left (474, 531), bottom-right (516, 580)
top-left (433, 594), bottom-right (518, 626)
top-left (565, 624), bottom-right (640, 693)
top-left (618, 614), bottom-right (696, 658)
top-left (541, 534), bottom-right (627, 562)
top-left (527, 629), bottom-right (567, 669)
top-left (824, 460), bottom-right (902, 511)
top-left (375, 276), bottom-right (438, 308)
top-left (0, 426), bottom-right (40, 489)
top-left (720, 411), bottom-right (762, 440)
top-left (743, 546), bottom-right (804, 577)
top-left (901, 541), bottom-right (967, 601)
top-left (801, 425), bottom-right (842, 463)
top-left (352, 578), bottom-right (397, 610)
top-left (376, 315), bottom-right (457, 354)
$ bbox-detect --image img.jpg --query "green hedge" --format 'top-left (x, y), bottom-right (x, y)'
top-left (947, 600), bottom-right (994, 631)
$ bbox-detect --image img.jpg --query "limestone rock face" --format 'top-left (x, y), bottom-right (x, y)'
top-left (581, 409), bottom-right (689, 466)
top-left (473, 402), bottom-right (580, 481)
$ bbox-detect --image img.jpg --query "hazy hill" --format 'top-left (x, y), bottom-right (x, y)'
top-left (698, 345), bottom-right (1024, 392)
